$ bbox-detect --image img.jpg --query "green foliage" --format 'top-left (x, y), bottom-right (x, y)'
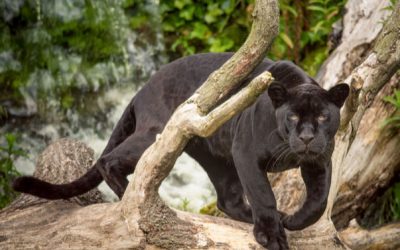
top-left (1, 0), bottom-right (348, 115)
top-left (392, 183), bottom-right (400, 221)
top-left (1, 0), bottom-right (125, 87)
top-left (199, 201), bottom-right (226, 217)
top-left (123, 0), bottom-right (161, 43)
top-left (270, 0), bottom-right (346, 76)
top-left (0, 0), bottom-right (156, 116)
top-left (383, 0), bottom-right (399, 11)
top-left (177, 197), bottom-right (193, 212)
top-left (161, 0), bottom-right (346, 76)
top-left (387, 182), bottom-right (400, 221)
top-left (360, 182), bottom-right (400, 228)
top-left (160, 0), bottom-right (253, 59)
top-left (383, 89), bottom-right (400, 129)
top-left (378, 183), bottom-right (400, 224)
top-left (0, 133), bottom-right (26, 208)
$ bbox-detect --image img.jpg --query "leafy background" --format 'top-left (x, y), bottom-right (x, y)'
top-left (0, 0), bottom-right (399, 228)
top-left (160, 0), bottom-right (345, 76)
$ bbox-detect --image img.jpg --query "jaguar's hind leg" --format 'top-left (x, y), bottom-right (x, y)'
top-left (97, 130), bottom-right (157, 199)
top-left (209, 169), bottom-right (253, 223)
top-left (100, 102), bottom-right (136, 157)
top-left (186, 147), bottom-right (252, 223)
top-left (216, 176), bottom-right (253, 223)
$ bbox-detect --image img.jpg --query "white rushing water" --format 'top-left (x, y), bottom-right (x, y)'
top-left (14, 85), bottom-right (216, 212)
top-left (102, 87), bottom-right (217, 210)
top-left (111, 87), bottom-right (216, 211)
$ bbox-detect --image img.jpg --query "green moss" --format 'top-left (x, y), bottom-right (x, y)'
top-left (382, 88), bottom-right (400, 129)
top-left (200, 201), bottom-right (226, 218)
top-left (0, 133), bottom-right (25, 208)
top-left (359, 182), bottom-right (400, 228)
top-left (301, 46), bottom-right (329, 77)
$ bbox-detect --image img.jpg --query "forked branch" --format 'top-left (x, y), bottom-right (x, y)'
top-left (121, 0), bottom-right (279, 210)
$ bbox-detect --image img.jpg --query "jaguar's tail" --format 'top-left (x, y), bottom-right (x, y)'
top-left (12, 166), bottom-right (103, 199)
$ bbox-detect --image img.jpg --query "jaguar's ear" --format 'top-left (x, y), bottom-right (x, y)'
top-left (268, 82), bottom-right (288, 108)
top-left (327, 83), bottom-right (349, 108)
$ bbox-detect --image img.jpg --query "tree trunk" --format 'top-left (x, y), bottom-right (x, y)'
top-left (1, 0), bottom-right (400, 249)
top-left (269, 0), bottom-right (400, 248)
top-left (270, 0), bottom-right (400, 228)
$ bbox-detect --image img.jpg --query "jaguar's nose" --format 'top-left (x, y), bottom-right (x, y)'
top-left (299, 132), bottom-right (314, 145)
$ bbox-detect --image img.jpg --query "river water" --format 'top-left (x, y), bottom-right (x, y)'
top-left (2, 1), bottom-right (216, 212)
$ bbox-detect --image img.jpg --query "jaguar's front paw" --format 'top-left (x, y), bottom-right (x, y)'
top-left (254, 216), bottom-right (289, 250)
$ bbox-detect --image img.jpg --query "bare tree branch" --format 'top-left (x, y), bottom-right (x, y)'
top-left (187, 71), bottom-right (273, 137)
top-left (193, 1), bottom-right (279, 114)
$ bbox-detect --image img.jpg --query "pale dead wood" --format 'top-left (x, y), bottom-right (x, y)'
top-left (316, 0), bottom-right (393, 89)
top-left (332, 74), bottom-right (400, 229)
top-left (340, 220), bottom-right (400, 250)
top-left (330, 0), bottom-right (400, 229)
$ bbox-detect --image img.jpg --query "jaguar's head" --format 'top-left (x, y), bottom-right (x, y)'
top-left (268, 82), bottom-right (349, 159)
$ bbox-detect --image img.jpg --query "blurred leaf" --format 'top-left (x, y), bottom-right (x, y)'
top-left (307, 5), bottom-right (327, 14)
top-left (279, 33), bottom-right (294, 49)
top-left (382, 90), bottom-right (400, 128)
top-left (190, 22), bottom-right (211, 39)
top-left (61, 94), bottom-right (74, 109)
top-left (209, 37), bottom-right (234, 52)
top-left (179, 5), bottom-right (196, 20)
top-left (205, 6), bottom-right (224, 24)
top-left (174, 0), bottom-right (192, 9)
top-left (281, 5), bottom-right (298, 17)
top-left (221, 0), bottom-right (235, 14)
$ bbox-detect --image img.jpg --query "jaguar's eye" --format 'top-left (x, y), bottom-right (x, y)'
top-left (318, 115), bottom-right (327, 122)
top-left (288, 114), bottom-right (299, 121)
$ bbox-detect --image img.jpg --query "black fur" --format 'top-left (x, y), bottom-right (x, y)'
top-left (13, 53), bottom-right (349, 250)
top-left (13, 167), bottom-right (102, 199)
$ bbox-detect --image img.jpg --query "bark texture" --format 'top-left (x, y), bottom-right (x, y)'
top-left (340, 220), bottom-right (400, 250)
top-left (316, 0), bottom-right (393, 89)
